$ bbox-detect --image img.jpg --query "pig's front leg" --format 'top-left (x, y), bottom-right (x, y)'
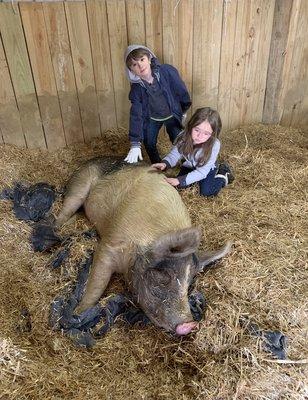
top-left (75, 242), bottom-right (115, 313)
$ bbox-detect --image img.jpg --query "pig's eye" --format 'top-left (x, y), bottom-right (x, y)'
top-left (170, 246), bottom-right (181, 253)
top-left (146, 268), bottom-right (171, 285)
top-left (145, 270), bottom-right (171, 299)
top-left (150, 285), bottom-right (167, 299)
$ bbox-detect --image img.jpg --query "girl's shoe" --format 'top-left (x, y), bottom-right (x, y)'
top-left (215, 162), bottom-right (234, 185)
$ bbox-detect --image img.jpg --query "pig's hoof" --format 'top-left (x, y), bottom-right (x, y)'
top-left (176, 321), bottom-right (199, 335)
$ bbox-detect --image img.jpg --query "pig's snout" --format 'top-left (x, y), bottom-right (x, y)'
top-left (175, 321), bottom-right (199, 335)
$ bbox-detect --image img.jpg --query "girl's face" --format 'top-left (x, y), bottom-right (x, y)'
top-left (191, 120), bottom-right (213, 145)
top-left (129, 55), bottom-right (152, 79)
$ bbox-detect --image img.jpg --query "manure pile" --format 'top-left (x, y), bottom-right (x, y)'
top-left (0, 124), bottom-right (307, 399)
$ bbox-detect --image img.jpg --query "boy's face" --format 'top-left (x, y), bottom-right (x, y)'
top-left (191, 120), bottom-right (213, 145)
top-left (129, 55), bottom-right (152, 79)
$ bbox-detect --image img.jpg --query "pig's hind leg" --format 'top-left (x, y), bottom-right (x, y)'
top-left (56, 165), bottom-right (99, 227)
top-left (56, 157), bottom-right (125, 227)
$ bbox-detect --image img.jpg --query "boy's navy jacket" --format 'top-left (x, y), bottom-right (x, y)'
top-left (125, 45), bottom-right (191, 146)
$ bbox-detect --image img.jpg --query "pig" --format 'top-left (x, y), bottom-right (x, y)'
top-left (55, 157), bottom-right (231, 335)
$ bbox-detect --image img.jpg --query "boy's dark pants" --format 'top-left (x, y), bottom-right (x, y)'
top-left (144, 117), bottom-right (182, 163)
top-left (177, 167), bottom-right (225, 197)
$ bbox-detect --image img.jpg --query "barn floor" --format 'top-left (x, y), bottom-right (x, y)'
top-left (0, 124), bottom-right (307, 399)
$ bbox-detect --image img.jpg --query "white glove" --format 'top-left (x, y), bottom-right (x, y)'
top-left (124, 147), bottom-right (143, 163)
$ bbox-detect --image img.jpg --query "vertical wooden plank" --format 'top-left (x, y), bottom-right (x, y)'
top-left (290, 14), bottom-right (308, 128)
top-left (253, 0), bottom-right (275, 123)
top-left (86, 0), bottom-right (117, 133)
top-left (192, 0), bottom-right (223, 111)
top-left (277, 0), bottom-right (300, 126)
top-left (162, 0), bottom-right (179, 67)
top-left (65, 1), bottom-right (101, 142)
top-left (154, 0), bottom-right (193, 143)
top-left (145, 0), bottom-right (163, 61)
top-left (217, 0), bottom-right (237, 130)
top-left (0, 36), bottom-right (26, 147)
top-left (20, 2), bottom-right (66, 150)
top-left (240, 0), bottom-right (263, 124)
top-left (0, 3), bottom-right (46, 149)
top-left (106, 0), bottom-right (130, 128)
top-left (262, 0), bottom-right (293, 124)
top-left (281, 0), bottom-right (308, 127)
top-left (43, 2), bottom-right (84, 146)
top-left (161, 0), bottom-right (193, 97)
top-left (177, 0), bottom-right (193, 105)
top-left (228, 0), bottom-right (251, 129)
top-left (126, 0), bottom-right (145, 44)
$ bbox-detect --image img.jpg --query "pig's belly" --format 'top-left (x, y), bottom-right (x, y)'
top-left (83, 167), bottom-right (191, 243)
top-left (84, 195), bottom-right (115, 233)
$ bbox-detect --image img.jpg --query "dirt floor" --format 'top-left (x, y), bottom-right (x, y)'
top-left (0, 124), bottom-right (307, 399)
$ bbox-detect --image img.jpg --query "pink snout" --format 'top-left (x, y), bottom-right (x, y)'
top-left (175, 321), bottom-right (199, 335)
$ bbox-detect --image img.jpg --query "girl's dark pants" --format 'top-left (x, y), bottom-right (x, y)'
top-left (178, 166), bottom-right (226, 197)
top-left (144, 117), bottom-right (182, 163)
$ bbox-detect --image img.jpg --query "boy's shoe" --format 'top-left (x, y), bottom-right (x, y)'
top-left (215, 162), bottom-right (234, 185)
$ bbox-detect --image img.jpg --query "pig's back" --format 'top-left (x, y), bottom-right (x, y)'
top-left (84, 166), bottom-right (191, 246)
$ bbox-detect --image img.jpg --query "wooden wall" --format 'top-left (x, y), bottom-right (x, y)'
top-left (0, 0), bottom-right (307, 150)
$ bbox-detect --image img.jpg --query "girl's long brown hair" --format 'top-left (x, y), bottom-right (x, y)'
top-left (176, 107), bottom-right (222, 166)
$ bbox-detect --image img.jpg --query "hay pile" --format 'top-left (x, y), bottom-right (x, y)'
top-left (0, 124), bottom-right (307, 399)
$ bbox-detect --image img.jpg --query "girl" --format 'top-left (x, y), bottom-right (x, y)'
top-left (152, 107), bottom-right (234, 197)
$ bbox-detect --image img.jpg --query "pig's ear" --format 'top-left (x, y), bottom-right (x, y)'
top-left (197, 241), bottom-right (232, 271)
top-left (150, 227), bottom-right (201, 260)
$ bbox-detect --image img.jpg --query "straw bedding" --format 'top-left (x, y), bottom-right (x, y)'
top-left (0, 124), bottom-right (307, 399)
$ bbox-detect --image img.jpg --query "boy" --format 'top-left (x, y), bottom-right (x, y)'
top-left (124, 45), bottom-right (191, 164)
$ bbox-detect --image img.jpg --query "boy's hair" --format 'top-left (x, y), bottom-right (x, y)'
top-left (177, 107), bottom-right (222, 166)
top-left (126, 48), bottom-right (152, 69)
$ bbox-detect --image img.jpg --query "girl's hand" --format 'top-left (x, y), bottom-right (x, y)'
top-left (165, 177), bottom-right (180, 187)
top-left (151, 163), bottom-right (166, 171)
